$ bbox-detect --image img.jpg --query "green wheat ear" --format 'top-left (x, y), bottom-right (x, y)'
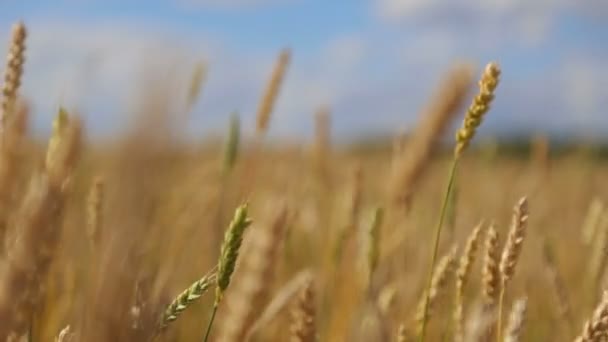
top-left (203, 204), bottom-right (253, 342)
top-left (222, 112), bottom-right (240, 174)
top-left (186, 61), bottom-right (206, 110)
top-left (368, 207), bottom-right (384, 281)
top-left (160, 271), bottom-right (217, 330)
top-left (215, 203), bottom-right (253, 304)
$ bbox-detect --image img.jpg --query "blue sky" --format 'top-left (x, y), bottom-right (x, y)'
top-left (1, 0), bottom-right (607, 141)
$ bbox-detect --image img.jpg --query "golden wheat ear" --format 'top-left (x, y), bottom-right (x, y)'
top-left (574, 290), bottom-right (608, 341)
top-left (414, 245), bottom-right (457, 332)
top-left (0, 108), bottom-right (82, 340)
top-left (255, 48), bottom-right (291, 137)
top-left (289, 277), bottom-right (317, 342)
top-left (503, 297), bottom-right (527, 342)
top-left (454, 62), bottom-right (501, 158)
top-left (454, 221), bottom-right (484, 342)
top-left (1, 21), bottom-right (27, 126)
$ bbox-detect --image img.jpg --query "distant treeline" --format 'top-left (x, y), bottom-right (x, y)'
top-left (345, 135), bottom-right (608, 160)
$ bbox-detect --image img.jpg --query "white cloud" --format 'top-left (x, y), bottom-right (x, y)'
top-left (559, 56), bottom-right (608, 128)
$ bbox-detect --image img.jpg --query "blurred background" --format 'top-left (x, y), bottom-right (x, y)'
top-left (1, 2), bottom-right (608, 342)
top-left (1, 1), bottom-right (607, 144)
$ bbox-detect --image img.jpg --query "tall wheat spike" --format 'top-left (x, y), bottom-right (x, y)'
top-left (202, 204), bottom-right (253, 341)
top-left (541, 238), bottom-right (574, 335)
top-left (159, 271), bottom-right (217, 330)
top-left (499, 197), bottom-right (529, 285)
top-left (1, 21), bottom-right (26, 126)
top-left (86, 176), bottom-right (104, 251)
top-left (185, 61), bottom-right (206, 112)
top-left (312, 106), bottom-right (331, 187)
top-left (0, 22), bottom-right (28, 251)
top-left (246, 270), bottom-right (313, 339)
top-left (574, 290), bottom-right (608, 342)
top-left (0, 109), bottom-right (81, 339)
top-left (582, 198), bottom-right (604, 246)
top-left (290, 278), bottom-right (316, 342)
top-left (255, 48), bottom-right (291, 136)
top-left (216, 205), bottom-right (288, 342)
top-left (367, 207), bottom-right (384, 284)
top-left (503, 298), bottom-right (527, 342)
top-left (415, 246), bottom-right (457, 331)
top-left (496, 197), bottom-right (529, 341)
top-left (222, 112), bottom-right (240, 174)
top-left (482, 224), bottom-right (500, 307)
top-left (419, 62), bottom-right (501, 342)
top-left (454, 222), bottom-right (484, 342)
top-left (454, 62), bottom-right (501, 158)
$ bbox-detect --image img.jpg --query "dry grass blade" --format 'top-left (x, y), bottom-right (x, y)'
top-left (388, 64), bottom-right (473, 207)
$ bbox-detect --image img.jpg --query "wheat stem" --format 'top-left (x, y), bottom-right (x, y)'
top-left (418, 158), bottom-right (458, 342)
top-left (203, 305), bottom-right (219, 342)
top-left (496, 286), bottom-right (506, 342)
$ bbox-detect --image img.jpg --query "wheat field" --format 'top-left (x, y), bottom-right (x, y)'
top-left (0, 21), bottom-right (607, 342)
